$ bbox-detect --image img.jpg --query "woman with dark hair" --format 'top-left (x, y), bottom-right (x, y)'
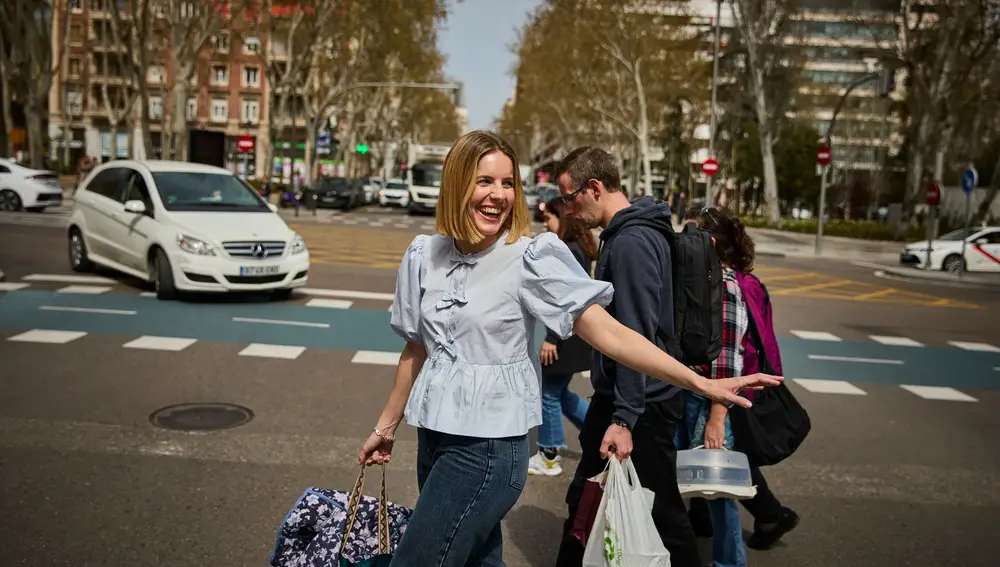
top-left (685, 207), bottom-right (799, 559)
top-left (529, 197), bottom-right (599, 476)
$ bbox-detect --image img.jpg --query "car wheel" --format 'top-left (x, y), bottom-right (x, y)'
top-left (25, 207), bottom-right (45, 213)
top-left (0, 189), bottom-right (22, 212)
top-left (942, 254), bottom-right (964, 273)
top-left (68, 228), bottom-right (93, 272)
top-left (151, 248), bottom-right (178, 300)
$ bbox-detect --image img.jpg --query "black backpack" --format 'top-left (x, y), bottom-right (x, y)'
top-left (616, 220), bottom-right (723, 366)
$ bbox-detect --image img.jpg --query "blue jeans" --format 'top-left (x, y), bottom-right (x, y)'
top-left (390, 429), bottom-right (529, 567)
top-left (675, 392), bottom-right (747, 567)
top-left (537, 373), bottom-right (589, 450)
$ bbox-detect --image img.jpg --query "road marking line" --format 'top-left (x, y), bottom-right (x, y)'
top-left (900, 385), bottom-right (978, 402)
top-left (790, 330), bottom-right (842, 342)
top-left (792, 378), bottom-right (867, 395)
top-left (994, 367), bottom-right (1000, 371)
top-left (23, 273), bottom-right (115, 284)
top-left (760, 272), bottom-right (819, 282)
top-left (869, 335), bottom-right (924, 347)
top-left (7, 329), bottom-right (88, 344)
top-left (0, 282), bottom-right (29, 291)
top-left (851, 288), bottom-right (898, 301)
top-left (39, 305), bottom-right (136, 315)
top-left (139, 292), bottom-right (156, 297)
top-left (232, 316), bottom-right (330, 329)
top-left (57, 285), bottom-right (113, 294)
top-left (807, 354), bottom-right (904, 365)
top-left (352, 350), bottom-right (400, 365)
top-left (772, 279), bottom-right (855, 295)
top-left (301, 288), bottom-right (395, 301)
top-left (124, 336), bottom-right (197, 351)
top-left (239, 343), bottom-right (306, 360)
top-left (948, 341), bottom-right (1000, 353)
top-left (305, 298), bottom-right (353, 309)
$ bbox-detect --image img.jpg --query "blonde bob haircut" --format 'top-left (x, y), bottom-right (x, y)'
top-left (436, 130), bottom-right (532, 245)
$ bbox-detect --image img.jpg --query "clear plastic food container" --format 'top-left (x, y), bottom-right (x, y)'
top-left (676, 447), bottom-right (757, 500)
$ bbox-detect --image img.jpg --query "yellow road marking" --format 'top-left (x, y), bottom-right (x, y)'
top-left (845, 288), bottom-right (898, 301)
top-left (770, 279), bottom-right (856, 295)
top-left (757, 272), bottom-right (820, 282)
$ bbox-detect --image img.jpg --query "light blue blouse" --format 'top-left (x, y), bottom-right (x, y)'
top-left (389, 231), bottom-right (615, 438)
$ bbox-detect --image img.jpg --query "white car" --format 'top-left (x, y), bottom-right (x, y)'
top-left (68, 160), bottom-right (310, 299)
top-left (378, 179), bottom-right (410, 208)
top-left (900, 226), bottom-right (1000, 273)
top-left (0, 158), bottom-right (63, 212)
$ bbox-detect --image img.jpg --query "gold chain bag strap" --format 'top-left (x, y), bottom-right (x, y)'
top-left (340, 464), bottom-right (391, 558)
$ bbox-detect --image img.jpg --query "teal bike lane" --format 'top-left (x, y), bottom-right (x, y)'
top-left (1, 290), bottom-right (997, 390)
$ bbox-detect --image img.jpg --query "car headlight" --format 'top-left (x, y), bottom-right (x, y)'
top-left (290, 233), bottom-right (307, 254)
top-left (176, 234), bottom-right (215, 255)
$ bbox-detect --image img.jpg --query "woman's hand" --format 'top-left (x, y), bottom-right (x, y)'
top-left (540, 341), bottom-right (559, 366)
top-left (699, 373), bottom-right (783, 408)
top-left (703, 418), bottom-right (726, 450)
top-left (358, 429), bottom-right (394, 466)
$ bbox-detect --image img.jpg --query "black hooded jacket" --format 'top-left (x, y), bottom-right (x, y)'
top-left (591, 195), bottom-right (679, 429)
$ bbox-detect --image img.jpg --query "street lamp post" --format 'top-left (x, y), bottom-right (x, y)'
top-left (814, 70), bottom-right (880, 255)
top-left (706, 0), bottom-right (723, 205)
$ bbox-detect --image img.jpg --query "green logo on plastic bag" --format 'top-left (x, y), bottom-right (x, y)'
top-left (603, 525), bottom-right (621, 566)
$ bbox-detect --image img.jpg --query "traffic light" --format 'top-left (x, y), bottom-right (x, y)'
top-left (355, 143), bottom-right (368, 155)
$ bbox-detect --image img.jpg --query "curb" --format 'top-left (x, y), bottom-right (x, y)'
top-left (854, 262), bottom-right (1000, 291)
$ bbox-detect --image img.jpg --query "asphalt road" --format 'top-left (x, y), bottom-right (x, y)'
top-left (1, 208), bottom-right (999, 567)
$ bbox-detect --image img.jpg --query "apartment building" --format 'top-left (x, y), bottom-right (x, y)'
top-left (48, 0), bottom-right (270, 177)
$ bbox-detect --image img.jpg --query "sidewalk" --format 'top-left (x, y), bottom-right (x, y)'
top-left (854, 262), bottom-right (1000, 290)
top-left (747, 227), bottom-right (903, 263)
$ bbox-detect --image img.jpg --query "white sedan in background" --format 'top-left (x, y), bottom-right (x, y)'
top-left (900, 226), bottom-right (1000, 273)
top-left (0, 158), bottom-right (63, 212)
top-left (377, 179), bottom-right (410, 208)
top-left (68, 160), bottom-right (310, 299)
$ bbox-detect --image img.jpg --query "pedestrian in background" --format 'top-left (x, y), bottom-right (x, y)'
top-left (357, 130), bottom-right (781, 567)
top-left (530, 196), bottom-right (598, 477)
top-left (694, 207), bottom-right (801, 551)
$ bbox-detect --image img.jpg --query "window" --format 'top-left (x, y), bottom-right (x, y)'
top-left (85, 168), bottom-right (128, 201)
top-left (68, 58), bottom-right (82, 77)
top-left (186, 98), bottom-right (198, 120)
top-left (69, 0), bottom-right (82, 11)
top-left (243, 36), bottom-right (261, 55)
top-left (241, 99), bottom-right (260, 124)
top-left (89, 0), bottom-right (103, 11)
top-left (213, 33), bottom-right (230, 53)
top-left (242, 66), bottom-right (259, 88)
top-left (151, 172), bottom-right (269, 212)
top-left (147, 65), bottom-right (165, 84)
top-left (124, 172), bottom-right (154, 214)
top-left (211, 65), bottom-right (228, 86)
top-left (149, 96), bottom-right (163, 119)
top-left (211, 99), bottom-right (228, 123)
top-left (66, 88), bottom-right (83, 115)
top-left (69, 24), bottom-right (84, 44)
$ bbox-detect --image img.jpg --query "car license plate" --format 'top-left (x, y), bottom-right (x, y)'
top-left (427, 202), bottom-right (437, 209)
top-left (239, 265), bottom-right (281, 276)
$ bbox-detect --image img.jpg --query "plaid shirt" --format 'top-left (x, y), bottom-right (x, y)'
top-left (695, 269), bottom-right (748, 380)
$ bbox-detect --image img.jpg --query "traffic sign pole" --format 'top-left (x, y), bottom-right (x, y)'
top-left (959, 166), bottom-right (979, 277)
top-left (923, 183), bottom-right (941, 269)
top-left (814, 147), bottom-right (832, 256)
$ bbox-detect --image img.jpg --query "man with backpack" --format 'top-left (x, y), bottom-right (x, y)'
top-left (554, 146), bottom-right (718, 567)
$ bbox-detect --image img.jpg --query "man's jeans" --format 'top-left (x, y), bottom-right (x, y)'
top-left (390, 429), bottom-right (529, 567)
top-left (675, 391), bottom-right (748, 567)
top-left (537, 372), bottom-right (589, 449)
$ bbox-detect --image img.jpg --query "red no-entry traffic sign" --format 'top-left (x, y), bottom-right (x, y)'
top-left (816, 146), bottom-right (831, 166)
top-left (925, 183), bottom-right (941, 207)
top-left (702, 158), bottom-right (719, 176)
top-left (237, 135), bottom-right (255, 153)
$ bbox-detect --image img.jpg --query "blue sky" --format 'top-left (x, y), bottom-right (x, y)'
top-left (438, 0), bottom-right (541, 131)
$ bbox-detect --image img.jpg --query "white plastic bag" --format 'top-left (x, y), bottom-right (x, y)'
top-left (582, 457), bottom-right (671, 567)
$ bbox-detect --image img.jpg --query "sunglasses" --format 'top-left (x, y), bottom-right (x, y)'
top-left (561, 182), bottom-right (590, 205)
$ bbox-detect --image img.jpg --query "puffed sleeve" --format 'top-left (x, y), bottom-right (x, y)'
top-left (390, 235), bottom-right (427, 343)
top-left (519, 232), bottom-right (614, 340)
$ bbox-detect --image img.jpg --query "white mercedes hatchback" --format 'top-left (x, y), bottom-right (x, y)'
top-left (68, 160), bottom-right (310, 299)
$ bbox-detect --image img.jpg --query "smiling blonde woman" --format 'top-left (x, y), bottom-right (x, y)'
top-left (358, 130), bottom-right (781, 567)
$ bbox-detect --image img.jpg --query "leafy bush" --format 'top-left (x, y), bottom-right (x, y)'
top-left (739, 216), bottom-right (926, 241)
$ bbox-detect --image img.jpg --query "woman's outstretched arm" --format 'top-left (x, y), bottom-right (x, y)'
top-left (573, 304), bottom-right (781, 407)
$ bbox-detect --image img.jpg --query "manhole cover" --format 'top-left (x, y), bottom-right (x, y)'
top-left (150, 403), bottom-right (254, 432)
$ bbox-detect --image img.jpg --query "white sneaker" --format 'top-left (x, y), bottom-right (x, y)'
top-left (527, 451), bottom-right (563, 476)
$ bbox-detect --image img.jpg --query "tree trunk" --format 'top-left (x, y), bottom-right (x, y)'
top-left (632, 60), bottom-right (652, 196)
top-left (973, 151), bottom-right (1000, 224)
top-left (110, 123), bottom-right (119, 161)
top-left (759, 128), bottom-right (779, 225)
top-left (305, 118), bottom-right (319, 186)
top-left (24, 105), bottom-right (45, 169)
top-left (0, 39), bottom-right (12, 158)
top-left (171, 81), bottom-right (190, 161)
